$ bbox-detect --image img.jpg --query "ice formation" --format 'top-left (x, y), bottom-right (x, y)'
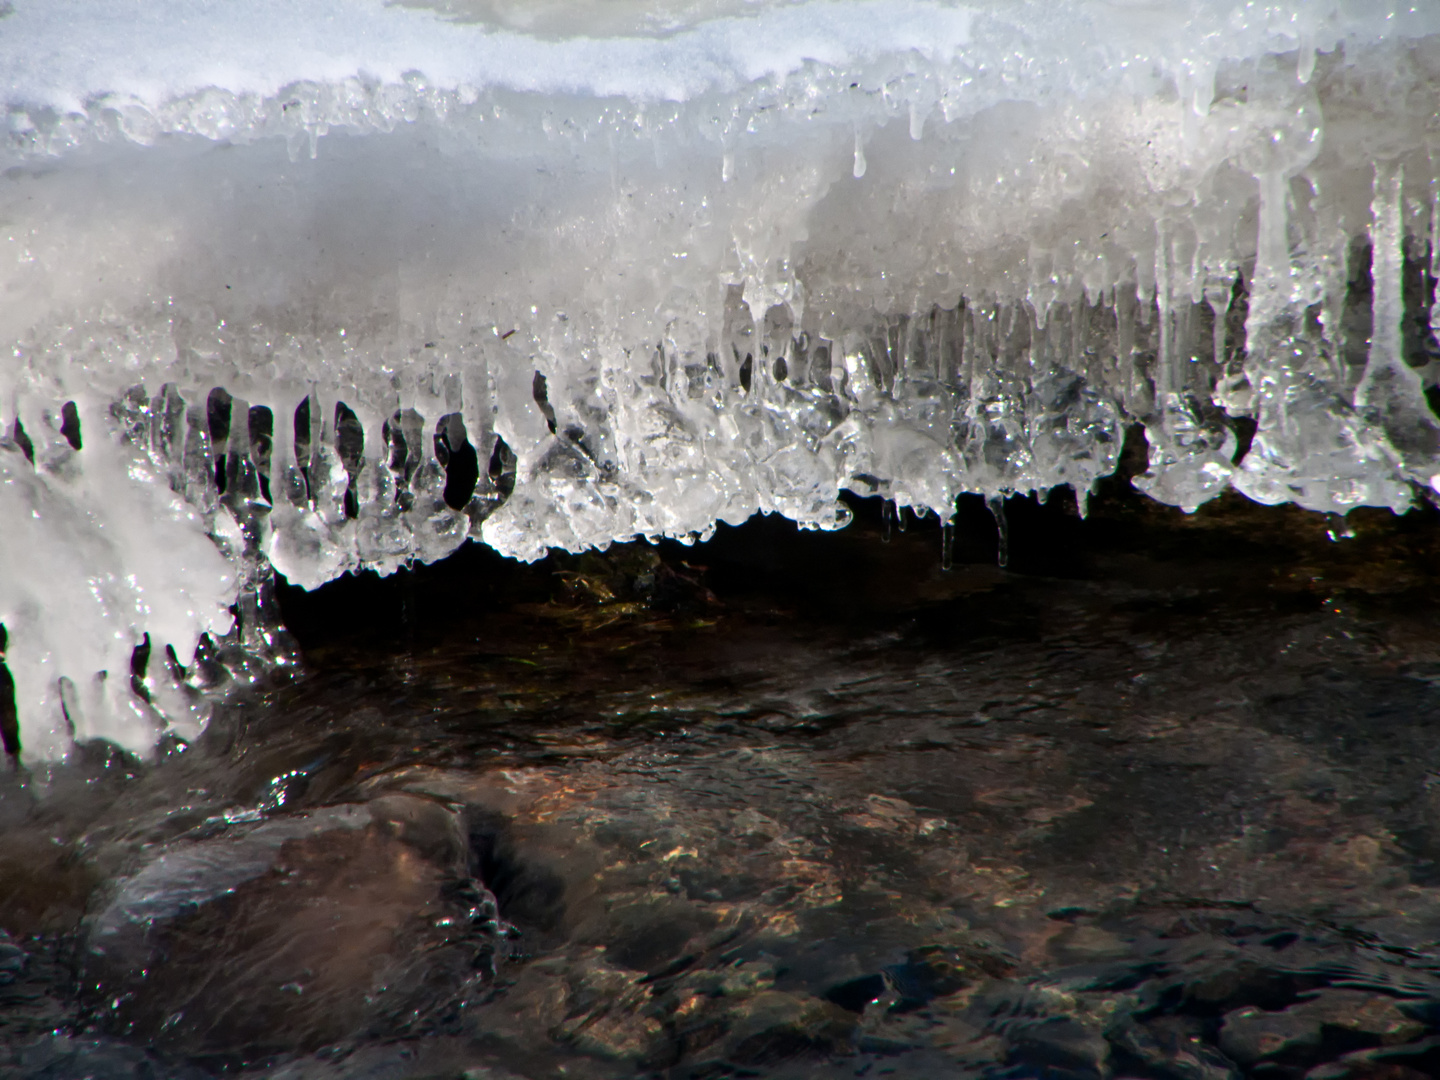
top-left (2, 0), bottom-right (1439, 759)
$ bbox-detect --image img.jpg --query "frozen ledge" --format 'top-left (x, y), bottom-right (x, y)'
top-left (2, 0), bottom-right (1440, 759)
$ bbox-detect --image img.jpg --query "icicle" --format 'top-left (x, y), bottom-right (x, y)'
top-left (940, 521), bottom-right (953, 571)
top-left (881, 499), bottom-right (893, 542)
top-left (1191, 61), bottom-right (1216, 116)
top-left (1357, 162), bottom-right (1405, 403)
top-left (1155, 221), bottom-right (1175, 401)
top-left (1297, 29), bottom-right (1317, 84)
top-left (1204, 280), bottom-right (1230, 372)
top-left (909, 101), bottom-right (925, 141)
top-left (987, 495), bottom-right (1009, 568)
top-left (1251, 170), bottom-right (1290, 326)
top-left (852, 128), bottom-right (867, 179)
top-left (1370, 163), bottom-right (1403, 375)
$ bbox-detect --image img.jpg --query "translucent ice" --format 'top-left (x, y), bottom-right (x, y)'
top-left (2, 0), bottom-right (1440, 757)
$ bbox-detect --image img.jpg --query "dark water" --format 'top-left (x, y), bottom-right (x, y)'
top-left (5, 472), bottom-right (1440, 1080)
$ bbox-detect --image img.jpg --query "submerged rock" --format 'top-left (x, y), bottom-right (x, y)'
top-left (81, 795), bottom-right (498, 1060)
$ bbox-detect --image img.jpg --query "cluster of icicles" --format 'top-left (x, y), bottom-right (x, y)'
top-left (4, 157), bottom-right (1439, 762)
top-left (3, 2), bottom-right (1440, 761)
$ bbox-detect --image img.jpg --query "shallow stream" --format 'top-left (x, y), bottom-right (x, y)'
top-left (4, 475), bottom-right (1440, 1080)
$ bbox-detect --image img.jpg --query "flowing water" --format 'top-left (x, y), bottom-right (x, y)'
top-left (5, 472), bottom-right (1440, 1080)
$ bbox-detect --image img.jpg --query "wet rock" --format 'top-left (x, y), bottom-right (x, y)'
top-left (560, 1006), bottom-right (665, 1062)
top-left (548, 953), bottom-right (667, 1062)
top-left (599, 896), bottom-right (718, 973)
top-left (1004, 1015), bottom-right (1110, 1079)
top-left (1048, 923), bottom-right (1134, 964)
top-left (1187, 958), bottom-right (1318, 1014)
top-left (1290, 990), bottom-right (1426, 1049)
top-left (1304, 1035), bottom-right (1440, 1080)
top-left (1219, 991), bottom-right (1427, 1074)
top-left (884, 944), bottom-right (991, 1009)
top-left (80, 796), bottom-right (495, 1060)
top-left (1109, 1016), bottom-right (1241, 1080)
top-left (0, 834), bottom-right (98, 937)
top-left (714, 990), bottom-right (857, 1067)
top-left (1219, 1004), bottom-right (1324, 1069)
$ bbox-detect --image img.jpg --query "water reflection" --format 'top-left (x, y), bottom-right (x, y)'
top-left (4, 481), bottom-right (1440, 1079)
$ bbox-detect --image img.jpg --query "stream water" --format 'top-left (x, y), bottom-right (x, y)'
top-left (4, 472), bottom-right (1440, 1080)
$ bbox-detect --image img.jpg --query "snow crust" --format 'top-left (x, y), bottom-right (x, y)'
top-left (0, 0), bottom-right (979, 110)
top-left (2, 0), bottom-right (1440, 758)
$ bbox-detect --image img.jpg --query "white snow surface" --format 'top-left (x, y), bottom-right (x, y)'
top-left (2, 0), bottom-right (1440, 760)
top-left (4, 0), bottom-right (982, 109)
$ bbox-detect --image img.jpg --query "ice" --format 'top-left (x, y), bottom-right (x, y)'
top-left (2, 0), bottom-right (1440, 758)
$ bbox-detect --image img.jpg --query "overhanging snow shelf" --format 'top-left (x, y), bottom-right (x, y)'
top-left (2, 0), bottom-right (1440, 758)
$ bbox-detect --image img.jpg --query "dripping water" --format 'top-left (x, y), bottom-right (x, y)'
top-left (988, 495), bottom-right (1009, 568)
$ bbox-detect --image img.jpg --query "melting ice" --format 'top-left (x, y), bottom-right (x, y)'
top-left (1, 0), bottom-right (1439, 758)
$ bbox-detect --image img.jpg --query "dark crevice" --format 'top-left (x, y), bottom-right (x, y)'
top-left (488, 435), bottom-right (517, 501)
top-left (249, 405), bottom-right (274, 505)
top-left (59, 401), bottom-right (82, 451)
top-left (1403, 236), bottom-right (1439, 370)
top-left (206, 388), bottom-right (232, 446)
top-left (811, 343), bottom-right (832, 392)
top-left (129, 634), bottom-right (152, 703)
top-left (56, 677), bottom-right (76, 740)
top-left (386, 408), bottom-right (425, 512)
top-left (189, 633), bottom-right (225, 691)
top-left (384, 415), bottom-right (407, 474)
top-left (383, 416), bottom-right (408, 512)
top-left (467, 811), bottom-right (567, 934)
top-left (163, 643), bottom-right (187, 684)
top-left (738, 352), bottom-right (753, 393)
top-left (293, 397), bottom-right (313, 503)
top-left (532, 371), bottom-right (558, 435)
top-left (1231, 415), bottom-right (1258, 465)
top-left (208, 388), bottom-right (233, 494)
top-left (333, 402), bottom-right (364, 475)
top-left (1224, 272), bottom-right (1249, 371)
top-left (1343, 237), bottom-right (1374, 373)
top-left (11, 418), bottom-right (33, 463)
top-left (0, 623), bottom-right (17, 760)
top-left (334, 402), bottom-right (365, 521)
top-left (435, 413), bottom-right (480, 511)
